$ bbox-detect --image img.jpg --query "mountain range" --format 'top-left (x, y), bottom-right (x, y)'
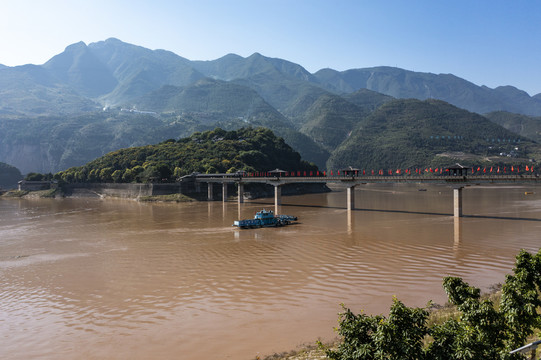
top-left (1, 38), bottom-right (541, 174)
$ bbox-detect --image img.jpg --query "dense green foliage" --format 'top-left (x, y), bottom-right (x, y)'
top-left (322, 248), bottom-right (541, 360)
top-left (486, 111), bottom-right (541, 144)
top-left (0, 162), bottom-right (22, 188)
top-left (328, 99), bottom-right (539, 170)
top-left (56, 127), bottom-right (316, 183)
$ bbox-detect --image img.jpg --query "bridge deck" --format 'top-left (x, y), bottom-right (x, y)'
top-left (192, 174), bottom-right (540, 185)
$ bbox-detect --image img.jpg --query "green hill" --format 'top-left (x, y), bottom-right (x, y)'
top-left (327, 99), bottom-right (539, 170)
top-left (298, 94), bottom-right (367, 152)
top-left (485, 111), bottom-right (541, 143)
top-left (56, 127), bottom-right (317, 183)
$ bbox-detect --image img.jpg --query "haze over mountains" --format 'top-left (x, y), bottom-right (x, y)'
top-left (1, 38), bottom-right (541, 175)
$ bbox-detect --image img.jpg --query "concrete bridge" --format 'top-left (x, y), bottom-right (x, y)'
top-left (185, 173), bottom-right (541, 218)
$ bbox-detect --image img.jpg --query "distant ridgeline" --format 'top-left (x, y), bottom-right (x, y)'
top-left (55, 127), bottom-right (317, 183)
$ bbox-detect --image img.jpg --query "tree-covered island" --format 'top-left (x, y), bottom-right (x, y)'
top-left (54, 127), bottom-right (317, 184)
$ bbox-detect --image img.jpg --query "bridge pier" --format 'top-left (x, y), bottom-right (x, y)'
top-left (453, 186), bottom-right (463, 218)
top-left (207, 183), bottom-right (213, 201)
top-left (222, 183), bottom-right (228, 202)
top-left (274, 185), bottom-right (282, 213)
top-left (347, 185), bottom-right (356, 211)
top-left (238, 183), bottom-right (244, 204)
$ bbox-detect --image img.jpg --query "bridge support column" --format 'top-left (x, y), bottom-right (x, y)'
top-left (207, 183), bottom-right (213, 201)
top-left (453, 186), bottom-right (463, 218)
top-left (347, 185), bottom-right (356, 211)
top-left (222, 183), bottom-right (228, 202)
top-left (238, 183), bottom-right (244, 204)
top-left (274, 185), bottom-right (282, 213)
top-left (195, 182), bottom-right (201, 193)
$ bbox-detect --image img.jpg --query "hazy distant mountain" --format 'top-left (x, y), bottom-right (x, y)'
top-left (2, 38), bottom-right (541, 173)
top-left (88, 38), bottom-right (205, 105)
top-left (0, 112), bottom-right (203, 174)
top-left (43, 41), bottom-right (118, 97)
top-left (191, 52), bottom-right (316, 83)
top-left (130, 78), bottom-right (330, 168)
top-left (2, 38), bottom-right (541, 117)
top-left (0, 71), bottom-right (99, 115)
top-left (313, 67), bottom-right (541, 116)
top-left (133, 78), bottom-right (287, 122)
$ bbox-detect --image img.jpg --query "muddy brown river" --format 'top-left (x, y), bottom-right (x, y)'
top-left (1, 184), bottom-right (540, 359)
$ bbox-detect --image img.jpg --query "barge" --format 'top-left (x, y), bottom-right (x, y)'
top-left (233, 209), bottom-right (298, 228)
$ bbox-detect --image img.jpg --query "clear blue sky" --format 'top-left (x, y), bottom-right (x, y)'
top-left (1, 0), bottom-right (540, 95)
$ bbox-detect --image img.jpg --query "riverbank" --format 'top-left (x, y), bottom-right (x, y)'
top-left (5, 181), bottom-right (330, 202)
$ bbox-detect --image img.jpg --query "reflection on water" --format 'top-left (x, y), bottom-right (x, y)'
top-left (454, 217), bottom-right (462, 251)
top-left (1, 184), bottom-right (540, 359)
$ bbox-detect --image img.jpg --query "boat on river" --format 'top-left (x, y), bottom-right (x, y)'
top-left (233, 209), bottom-right (298, 228)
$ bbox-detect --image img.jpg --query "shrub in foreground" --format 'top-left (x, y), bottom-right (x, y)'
top-left (322, 249), bottom-right (541, 360)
